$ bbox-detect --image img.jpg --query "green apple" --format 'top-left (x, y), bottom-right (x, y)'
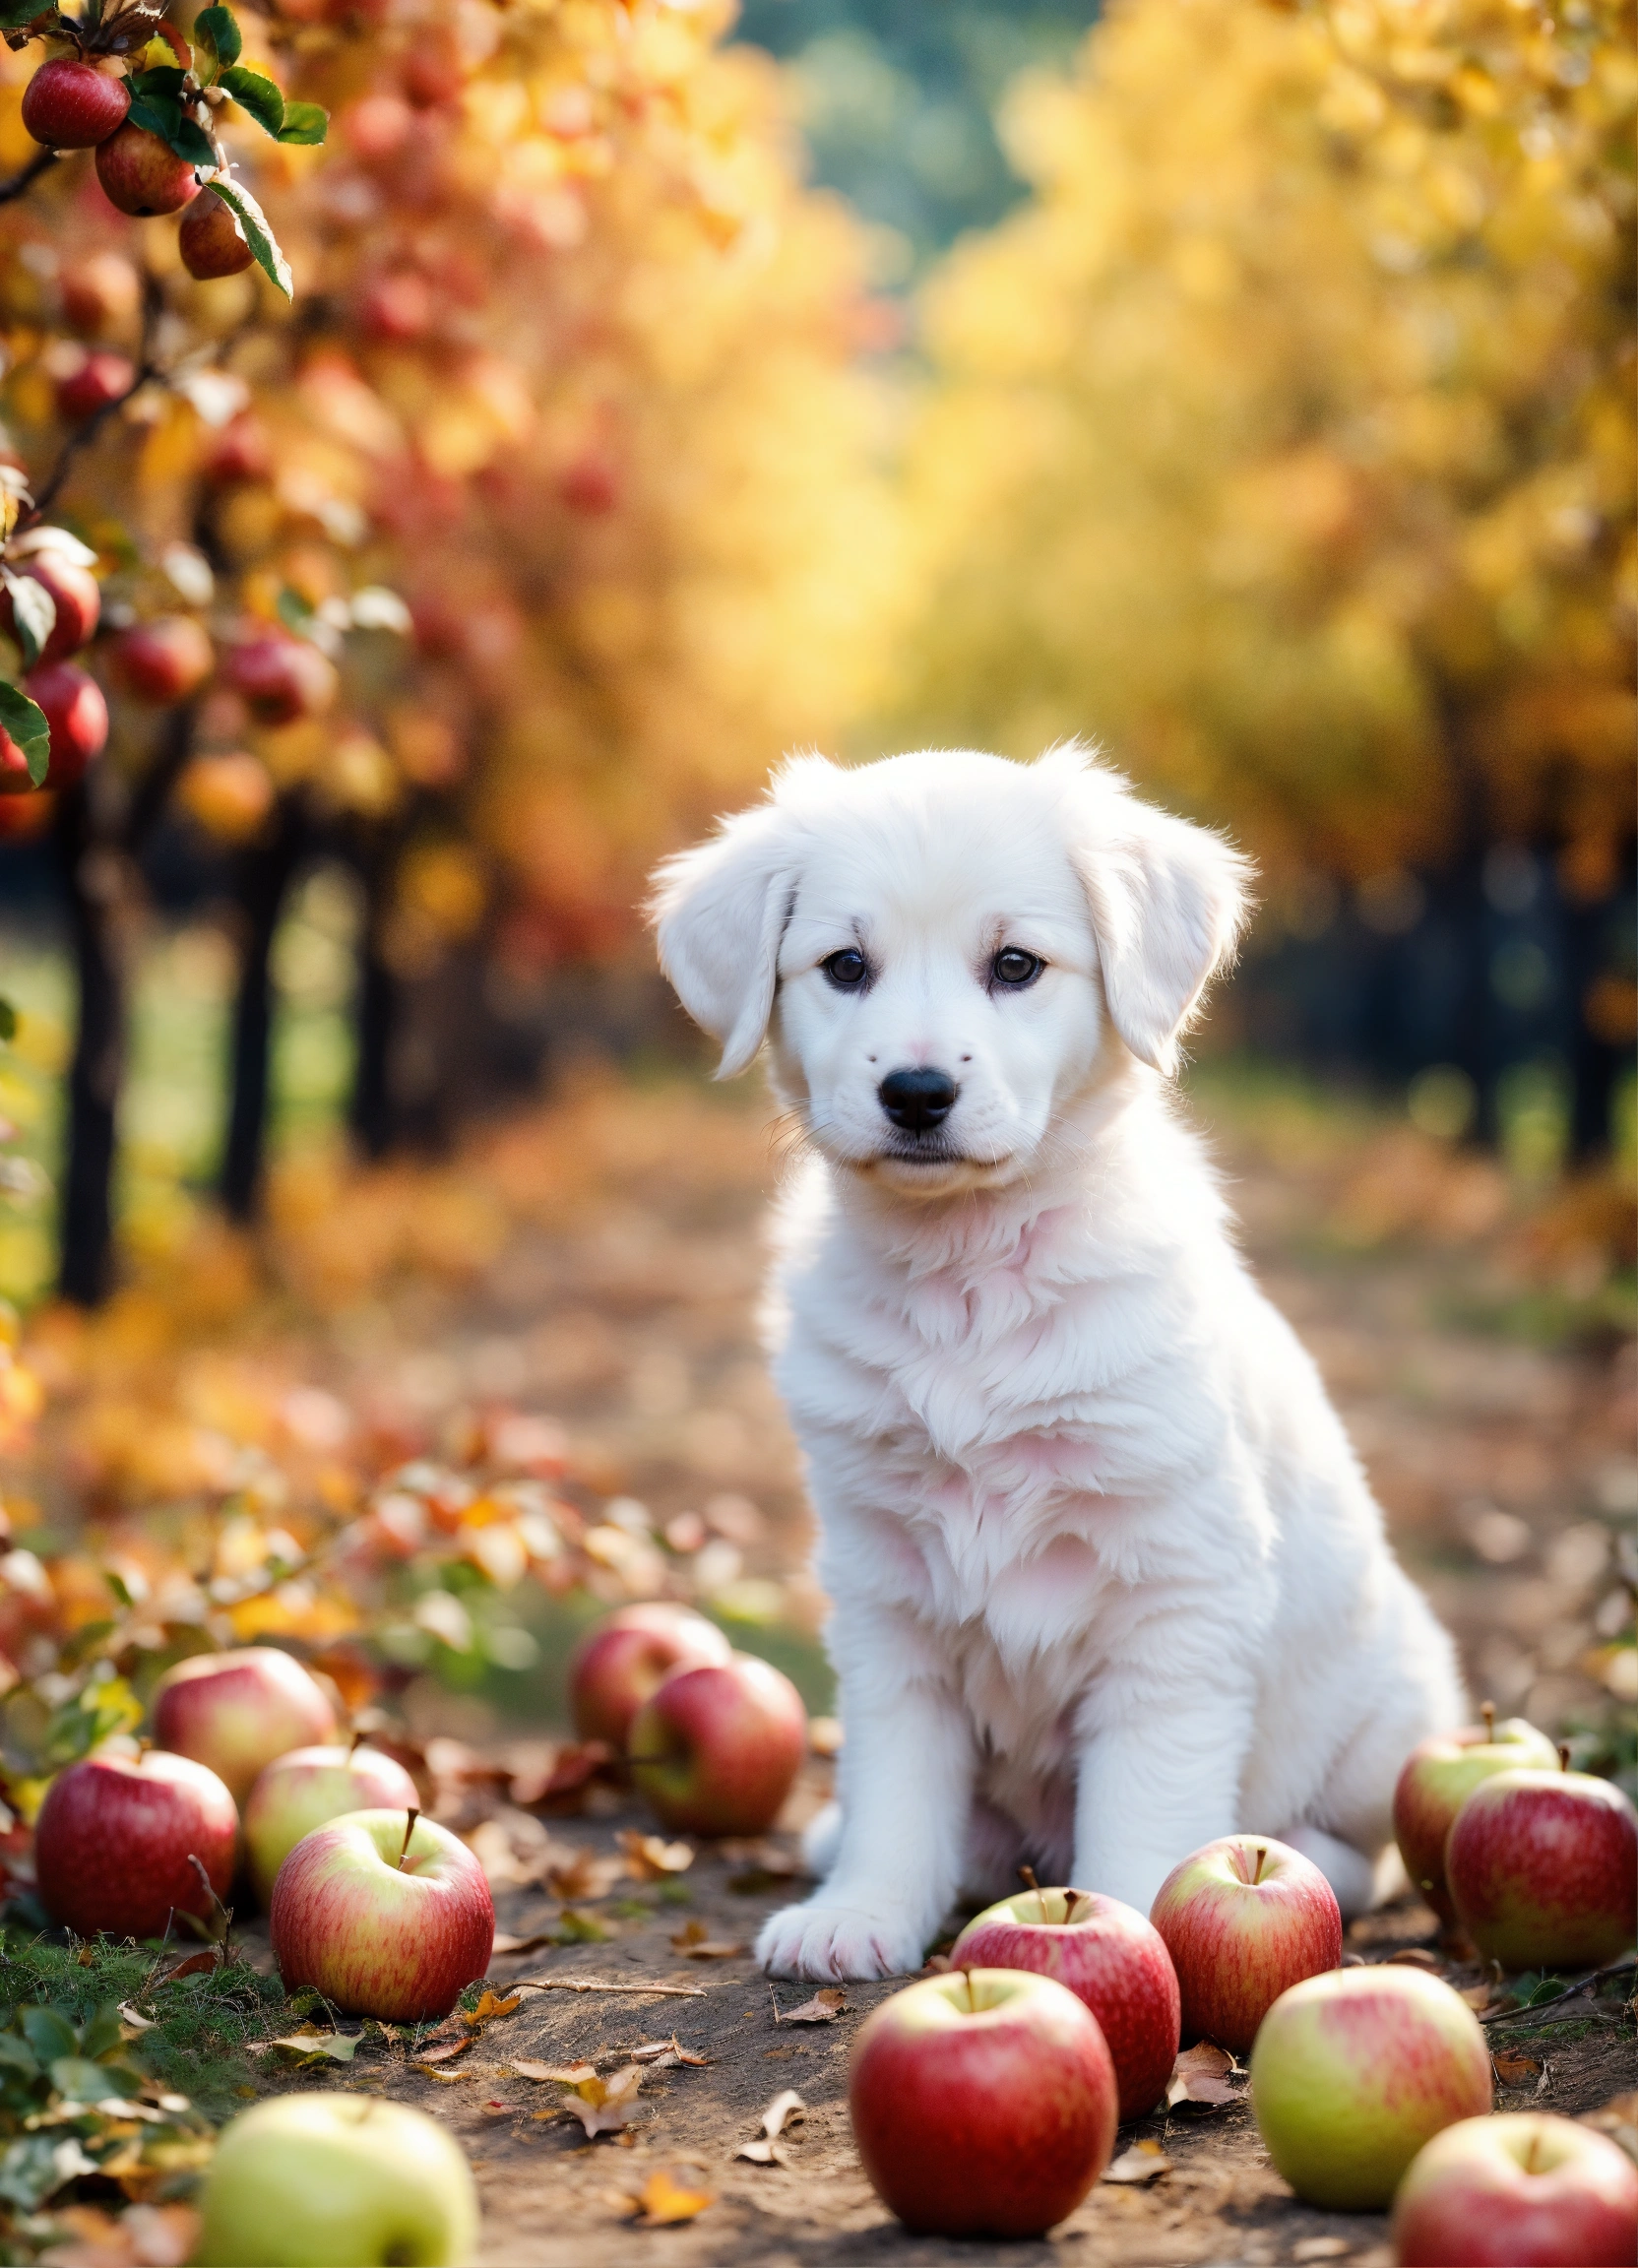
top-left (1250, 1966), bottom-right (1492, 2209)
top-left (193, 2093), bottom-right (478, 2266)
top-left (1392, 1708), bottom-right (1559, 1923)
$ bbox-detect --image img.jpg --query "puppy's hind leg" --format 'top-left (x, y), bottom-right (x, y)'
top-left (1277, 1823), bottom-right (1376, 1922)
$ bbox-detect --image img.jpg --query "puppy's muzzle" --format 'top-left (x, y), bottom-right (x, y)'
top-left (878, 1066), bottom-right (959, 1132)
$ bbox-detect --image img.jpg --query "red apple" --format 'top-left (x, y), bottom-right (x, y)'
top-left (270, 1808), bottom-right (494, 2021)
top-left (1149, 1833), bottom-right (1342, 2054)
top-left (34, 1749), bottom-right (237, 1939)
top-left (151, 1646), bottom-right (338, 1806)
top-left (1394, 1709), bottom-right (1559, 1923)
top-left (179, 194), bottom-right (254, 283)
top-left (94, 121), bottom-right (199, 218)
top-left (22, 58), bottom-right (129, 149)
top-left (1250, 1965), bottom-right (1492, 2209)
top-left (628, 1653), bottom-right (806, 1836)
top-left (224, 633), bottom-right (337, 724)
top-left (1, 552), bottom-right (100, 662)
top-left (1445, 1765), bottom-right (1637, 1969)
top-left (0, 787), bottom-right (52, 836)
top-left (950, 1885), bottom-right (1180, 2120)
top-left (112, 616), bottom-right (214, 704)
top-left (55, 349), bottom-right (135, 424)
top-left (1393, 2110), bottom-right (1638, 2266)
top-left (202, 414), bottom-right (272, 485)
top-left (27, 662), bottom-right (108, 788)
top-left (243, 1742), bottom-right (420, 1905)
top-left (558, 450), bottom-right (619, 516)
top-left (567, 1601), bottom-right (732, 1749)
top-left (850, 1968), bottom-right (1117, 2236)
top-left (0, 728), bottom-right (35, 793)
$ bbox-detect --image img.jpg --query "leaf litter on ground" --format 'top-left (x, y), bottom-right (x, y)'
top-left (668, 1920), bottom-right (744, 1960)
top-left (626, 2166), bottom-right (713, 2227)
top-left (774, 1988), bottom-right (845, 2024)
top-left (735, 2088), bottom-right (806, 2166)
top-left (1103, 2140), bottom-right (1171, 2184)
top-left (1166, 2043), bottom-right (1244, 2109)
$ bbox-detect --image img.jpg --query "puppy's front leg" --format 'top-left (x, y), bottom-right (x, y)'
top-left (757, 1609), bottom-right (972, 1982)
top-left (1072, 1675), bottom-right (1255, 1919)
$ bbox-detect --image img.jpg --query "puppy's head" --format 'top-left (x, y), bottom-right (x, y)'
top-left (651, 745), bottom-right (1251, 1197)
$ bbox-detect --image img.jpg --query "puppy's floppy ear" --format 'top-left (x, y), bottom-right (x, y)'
top-left (649, 802), bottom-right (799, 1078)
top-left (1047, 747), bottom-right (1254, 1077)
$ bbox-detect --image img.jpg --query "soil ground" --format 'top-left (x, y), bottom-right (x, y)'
top-left (242, 1071), bottom-right (1638, 2264)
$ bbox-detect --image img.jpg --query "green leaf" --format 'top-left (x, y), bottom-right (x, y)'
top-left (19, 2009), bottom-right (77, 2066)
top-left (126, 64), bottom-right (186, 99)
top-left (124, 90), bottom-right (183, 143)
top-left (275, 100), bottom-right (327, 147)
top-left (168, 114), bottom-right (217, 169)
top-left (202, 177), bottom-right (290, 298)
top-left (0, 2133), bottom-right (94, 2211)
top-left (2, 574), bottom-right (53, 671)
top-left (79, 2005), bottom-right (124, 2062)
top-left (0, 999), bottom-right (16, 1043)
top-left (48, 2055), bottom-right (116, 2103)
top-left (276, 586), bottom-right (313, 633)
top-left (219, 65), bottom-right (283, 136)
top-left (102, 1568), bottom-right (133, 1609)
top-left (192, 3), bottom-right (240, 81)
top-left (0, 0), bottom-right (57, 27)
top-left (0, 683), bottom-right (49, 789)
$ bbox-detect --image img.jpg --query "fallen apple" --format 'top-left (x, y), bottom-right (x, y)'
top-left (193, 2091), bottom-right (479, 2267)
top-left (950, 1884), bottom-right (1180, 2120)
top-left (1393, 2110), bottom-right (1638, 2267)
top-left (1249, 1965), bottom-right (1492, 2209)
top-left (1445, 1763), bottom-right (1637, 1970)
top-left (1149, 1832), bottom-right (1342, 2054)
top-left (151, 1646), bottom-right (338, 1805)
top-left (270, 1808), bottom-right (494, 2021)
top-left (849, 1968), bottom-right (1117, 2236)
top-left (1393, 1706), bottom-right (1559, 1924)
top-left (628, 1653), bottom-right (806, 1836)
top-left (567, 1601), bottom-right (732, 1749)
top-left (243, 1742), bottom-right (421, 1906)
top-left (34, 1749), bottom-right (236, 1940)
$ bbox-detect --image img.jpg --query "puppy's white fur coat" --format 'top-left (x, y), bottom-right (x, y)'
top-left (653, 746), bottom-right (1464, 1983)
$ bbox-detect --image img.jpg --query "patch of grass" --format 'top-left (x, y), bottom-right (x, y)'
top-left (0, 1932), bottom-right (284, 2120)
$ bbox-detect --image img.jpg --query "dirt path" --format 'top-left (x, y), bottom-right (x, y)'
top-left (252, 1073), bottom-right (1635, 2263)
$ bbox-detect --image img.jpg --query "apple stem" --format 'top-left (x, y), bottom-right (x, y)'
top-left (1481, 1701), bottom-right (1495, 1738)
top-left (1556, 1743), bottom-right (1570, 1773)
top-left (1064, 1887), bottom-right (1088, 1922)
top-left (398, 1807), bottom-right (419, 1869)
top-left (1251, 1844), bottom-right (1268, 1886)
top-left (349, 1729), bottom-right (367, 1757)
top-left (960, 1965), bottom-right (976, 2015)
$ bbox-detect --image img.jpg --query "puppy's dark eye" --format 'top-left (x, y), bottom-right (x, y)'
top-left (822, 948), bottom-right (869, 990)
top-left (992, 948), bottom-right (1043, 989)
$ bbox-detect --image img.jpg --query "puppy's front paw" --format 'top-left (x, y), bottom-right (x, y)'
top-left (756, 1898), bottom-right (925, 1982)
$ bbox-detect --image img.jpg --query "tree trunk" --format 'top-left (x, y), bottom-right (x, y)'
top-left (53, 786), bottom-right (124, 1306)
top-left (348, 843), bottom-right (400, 1162)
top-left (220, 797), bottom-right (307, 1224)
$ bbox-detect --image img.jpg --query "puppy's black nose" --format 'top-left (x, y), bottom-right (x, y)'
top-left (878, 1066), bottom-right (958, 1131)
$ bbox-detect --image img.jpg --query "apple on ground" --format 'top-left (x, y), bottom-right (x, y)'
top-left (34, 1749), bottom-right (237, 1940)
top-left (950, 1885), bottom-right (1180, 2120)
top-left (94, 121), bottom-right (199, 217)
top-left (1445, 1764), bottom-right (1637, 1969)
top-left (1393, 2110), bottom-right (1638, 2267)
top-left (849, 1968), bottom-right (1117, 2236)
top-left (271, 1808), bottom-right (494, 2021)
top-left (567, 1601), bottom-right (732, 1749)
top-left (26, 662), bottom-right (108, 788)
top-left (1393, 1707), bottom-right (1559, 1924)
top-left (243, 1742), bottom-right (421, 1905)
top-left (1148, 1833), bottom-right (1342, 2054)
top-left (0, 551), bottom-right (101, 662)
top-left (194, 2092), bottom-right (479, 2267)
top-left (151, 1646), bottom-right (338, 1806)
top-left (112, 616), bottom-right (214, 705)
top-left (22, 58), bottom-right (129, 149)
top-left (1249, 1965), bottom-right (1492, 2209)
top-left (628, 1653), bottom-right (806, 1836)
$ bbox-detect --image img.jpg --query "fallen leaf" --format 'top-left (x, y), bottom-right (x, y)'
top-left (509, 1739), bottom-right (616, 1813)
top-left (616, 1830), bottom-right (694, 1880)
top-left (1459, 1984), bottom-right (1498, 2012)
top-left (412, 2034), bottom-right (474, 2066)
top-left (1386, 1947), bottom-right (1441, 1969)
top-left (264, 2029), bottom-right (361, 2064)
top-left (467, 1990), bottom-right (522, 2025)
top-left (157, 1951), bottom-right (220, 1984)
top-left (779, 1988), bottom-right (846, 2024)
top-left (555, 2064), bottom-right (645, 2138)
top-left (546, 1849), bottom-right (626, 1903)
top-left (491, 1931), bottom-right (557, 1957)
top-left (117, 2004), bottom-right (155, 2033)
top-left (1103, 2142), bottom-right (1171, 2184)
top-left (414, 2066), bottom-right (469, 2085)
top-left (629, 2036), bottom-right (709, 2068)
top-left (681, 1939), bottom-right (744, 1961)
top-left (760, 2089), bottom-right (806, 2139)
top-left (512, 2060), bottom-right (598, 2084)
top-left (1493, 2049), bottom-right (1542, 2085)
top-left (1166, 2042), bottom-right (1243, 2109)
top-left (669, 1920), bottom-right (709, 1948)
top-left (1291, 2240), bottom-right (1353, 2263)
top-left (628, 2167), bottom-right (714, 2226)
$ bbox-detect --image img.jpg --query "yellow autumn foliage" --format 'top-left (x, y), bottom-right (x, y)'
top-left (893, 0), bottom-right (1634, 881)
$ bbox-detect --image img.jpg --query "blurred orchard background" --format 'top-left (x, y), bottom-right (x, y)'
top-left (0, 0), bottom-right (1631, 1920)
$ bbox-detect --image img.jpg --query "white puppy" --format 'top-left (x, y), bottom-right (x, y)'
top-left (651, 744), bottom-right (1465, 1984)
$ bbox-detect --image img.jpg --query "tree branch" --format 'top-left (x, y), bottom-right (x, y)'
top-left (0, 150), bottom-right (55, 208)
